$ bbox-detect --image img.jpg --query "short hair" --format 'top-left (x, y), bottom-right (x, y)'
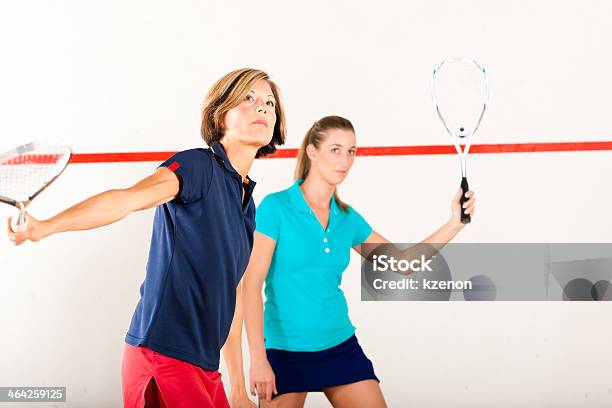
top-left (201, 68), bottom-right (286, 158)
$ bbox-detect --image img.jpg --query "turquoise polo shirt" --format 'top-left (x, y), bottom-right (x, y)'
top-left (255, 180), bottom-right (372, 352)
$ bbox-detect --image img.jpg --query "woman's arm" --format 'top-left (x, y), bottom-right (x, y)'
top-left (221, 279), bottom-right (257, 408)
top-left (242, 232), bottom-right (278, 402)
top-left (354, 188), bottom-right (476, 263)
top-left (7, 167), bottom-right (180, 245)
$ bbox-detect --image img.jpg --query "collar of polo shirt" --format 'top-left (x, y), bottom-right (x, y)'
top-left (210, 142), bottom-right (255, 187)
top-left (289, 179), bottom-right (341, 216)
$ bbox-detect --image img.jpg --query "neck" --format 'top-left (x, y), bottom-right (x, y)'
top-left (300, 173), bottom-right (335, 208)
top-left (219, 139), bottom-right (258, 180)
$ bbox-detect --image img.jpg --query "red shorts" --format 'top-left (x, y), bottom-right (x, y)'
top-left (121, 343), bottom-right (229, 408)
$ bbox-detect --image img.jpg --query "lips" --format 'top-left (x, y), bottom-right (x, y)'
top-left (252, 119), bottom-right (267, 127)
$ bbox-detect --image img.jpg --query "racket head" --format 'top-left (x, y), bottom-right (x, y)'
top-left (0, 138), bottom-right (72, 208)
top-left (432, 58), bottom-right (488, 146)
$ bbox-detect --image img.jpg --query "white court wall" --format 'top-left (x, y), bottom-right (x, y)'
top-left (1, 1), bottom-right (611, 407)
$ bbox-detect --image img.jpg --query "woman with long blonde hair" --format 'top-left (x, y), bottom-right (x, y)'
top-left (244, 115), bottom-right (476, 407)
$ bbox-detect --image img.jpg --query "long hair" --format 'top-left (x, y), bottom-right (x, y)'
top-left (294, 115), bottom-right (355, 212)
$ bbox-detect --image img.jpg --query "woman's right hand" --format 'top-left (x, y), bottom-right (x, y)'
top-left (7, 214), bottom-right (50, 245)
top-left (249, 356), bottom-right (278, 403)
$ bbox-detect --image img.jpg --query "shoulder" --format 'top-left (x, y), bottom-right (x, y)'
top-left (172, 148), bottom-right (212, 162)
top-left (344, 204), bottom-right (369, 224)
top-left (258, 187), bottom-right (291, 210)
top-left (344, 204), bottom-right (362, 217)
top-left (255, 187), bottom-right (294, 234)
top-left (163, 148), bottom-right (211, 163)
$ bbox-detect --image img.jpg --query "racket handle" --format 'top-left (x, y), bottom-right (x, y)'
top-left (11, 207), bottom-right (28, 233)
top-left (460, 177), bottom-right (471, 224)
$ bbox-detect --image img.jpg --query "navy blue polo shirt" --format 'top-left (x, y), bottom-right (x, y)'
top-left (125, 142), bottom-right (256, 371)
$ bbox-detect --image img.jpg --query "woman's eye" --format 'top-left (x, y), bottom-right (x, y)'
top-left (348, 149), bottom-right (356, 155)
top-left (266, 100), bottom-right (275, 107)
top-left (245, 94), bottom-right (254, 102)
top-left (331, 148), bottom-right (340, 154)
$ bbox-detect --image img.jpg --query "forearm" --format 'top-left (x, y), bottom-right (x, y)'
top-left (395, 220), bottom-right (464, 267)
top-left (221, 285), bottom-right (248, 394)
top-left (422, 219), bottom-right (464, 245)
top-left (360, 187), bottom-right (472, 275)
top-left (364, 221), bottom-right (464, 276)
top-left (221, 332), bottom-right (247, 394)
top-left (243, 284), bottom-right (267, 363)
top-left (40, 189), bottom-right (134, 239)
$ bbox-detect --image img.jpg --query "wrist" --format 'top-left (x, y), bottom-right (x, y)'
top-left (230, 383), bottom-right (247, 394)
top-left (40, 219), bottom-right (57, 239)
top-left (446, 219), bottom-right (464, 233)
top-left (250, 349), bottom-right (268, 364)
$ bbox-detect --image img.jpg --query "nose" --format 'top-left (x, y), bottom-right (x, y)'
top-left (339, 153), bottom-right (352, 166)
top-left (256, 104), bottom-right (267, 114)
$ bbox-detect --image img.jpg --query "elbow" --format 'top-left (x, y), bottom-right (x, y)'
top-left (113, 189), bottom-right (136, 219)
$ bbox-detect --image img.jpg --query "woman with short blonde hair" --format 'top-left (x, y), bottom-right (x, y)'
top-left (9, 67), bottom-right (287, 408)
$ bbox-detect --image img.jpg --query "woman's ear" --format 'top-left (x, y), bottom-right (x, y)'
top-left (306, 144), bottom-right (317, 160)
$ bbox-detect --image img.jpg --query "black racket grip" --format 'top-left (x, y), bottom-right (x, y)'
top-left (460, 177), bottom-right (471, 224)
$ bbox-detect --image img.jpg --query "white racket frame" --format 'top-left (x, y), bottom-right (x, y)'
top-left (431, 58), bottom-right (489, 178)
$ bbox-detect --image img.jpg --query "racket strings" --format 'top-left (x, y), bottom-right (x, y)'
top-left (432, 59), bottom-right (487, 179)
top-left (0, 148), bottom-right (71, 204)
top-left (431, 59), bottom-right (488, 141)
top-left (2, 153), bottom-right (65, 166)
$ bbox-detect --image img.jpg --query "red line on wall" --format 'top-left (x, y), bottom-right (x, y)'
top-left (64, 141), bottom-right (612, 163)
top-left (69, 152), bottom-right (175, 163)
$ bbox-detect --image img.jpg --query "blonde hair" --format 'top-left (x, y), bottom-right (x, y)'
top-left (294, 115), bottom-right (355, 212)
top-left (201, 68), bottom-right (286, 158)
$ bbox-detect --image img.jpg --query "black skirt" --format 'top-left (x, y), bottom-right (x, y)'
top-left (266, 334), bottom-right (379, 396)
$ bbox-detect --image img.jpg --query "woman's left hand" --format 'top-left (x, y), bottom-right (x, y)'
top-left (450, 188), bottom-right (476, 226)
